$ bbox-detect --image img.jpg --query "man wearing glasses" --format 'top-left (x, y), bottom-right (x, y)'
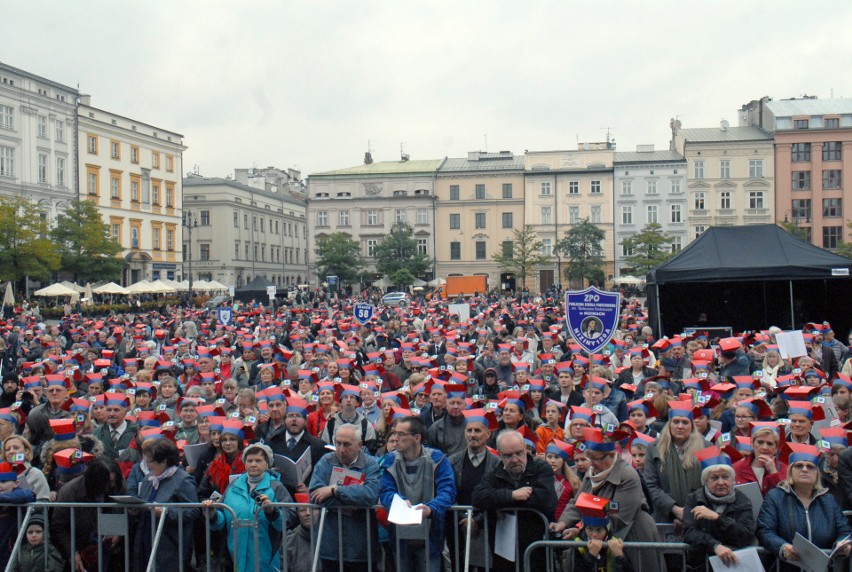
top-left (472, 430), bottom-right (556, 572)
top-left (379, 416), bottom-right (456, 572)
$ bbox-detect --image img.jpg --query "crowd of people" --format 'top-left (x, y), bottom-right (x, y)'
top-left (0, 291), bottom-right (850, 571)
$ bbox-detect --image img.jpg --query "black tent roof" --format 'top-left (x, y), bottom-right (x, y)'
top-left (235, 276), bottom-right (276, 293)
top-left (648, 224), bottom-right (852, 284)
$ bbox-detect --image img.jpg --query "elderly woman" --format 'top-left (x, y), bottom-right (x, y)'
top-left (683, 448), bottom-right (755, 568)
top-left (551, 428), bottom-right (663, 571)
top-left (733, 424), bottom-right (786, 496)
top-left (643, 400), bottom-right (711, 523)
top-left (2, 435), bottom-right (49, 501)
top-left (757, 444), bottom-right (852, 571)
top-left (206, 442), bottom-right (296, 572)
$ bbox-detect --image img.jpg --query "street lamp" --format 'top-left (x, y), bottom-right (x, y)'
top-left (182, 211), bottom-right (199, 304)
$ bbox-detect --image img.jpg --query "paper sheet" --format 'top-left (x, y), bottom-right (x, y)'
top-left (182, 442), bottom-right (209, 470)
top-left (273, 449), bottom-right (313, 488)
top-left (792, 532), bottom-right (830, 572)
top-left (734, 482), bottom-right (763, 522)
top-left (387, 494), bottom-right (423, 526)
top-left (776, 330), bottom-right (807, 359)
top-left (494, 513), bottom-right (517, 562)
top-left (708, 546), bottom-right (764, 571)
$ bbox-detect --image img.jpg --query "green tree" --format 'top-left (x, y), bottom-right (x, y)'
top-left (836, 220), bottom-right (852, 258)
top-left (491, 225), bottom-right (548, 287)
top-left (620, 222), bottom-right (675, 276)
top-left (315, 232), bottom-right (366, 286)
top-left (391, 268), bottom-right (415, 289)
top-left (0, 195), bottom-right (61, 286)
top-left (374, 222), bottom-right (432, 280)
top-left (556, 218), bottom-right (605, 287)
top-left (51, 200), bottom-right (124, 283)
top-left (779, 221), bottom-right (810, 242)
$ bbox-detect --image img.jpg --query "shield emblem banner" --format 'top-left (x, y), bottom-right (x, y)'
top-left (217, 307), bottom-right (233, 326)
top-left (564, 287), bottom-right (621, 354)
top-left (353, 303), bottom-right (375, 325)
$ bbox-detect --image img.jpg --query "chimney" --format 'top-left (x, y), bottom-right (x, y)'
top-left (720, 119), bottom-right (729, 132)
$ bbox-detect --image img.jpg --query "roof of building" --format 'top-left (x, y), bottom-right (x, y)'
top-left (614, 150), bottom-right (685, 164)
top-left (310, 159), bottom-right (444, 177)
top-left (766, 98), bottom-right (852, 117)
top-left (0, 61), bottom-right (78, 95)
top-left (438, 155), bottom-right (525, 172)
top-left (183, 176), bottom-right (306, 207)
top-left (677, 126), bottom-right (771, 143)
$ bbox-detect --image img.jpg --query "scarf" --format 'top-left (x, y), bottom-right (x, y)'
top-left (589, 464), bottom-right (615, 491)
top-left (704, 486), bottom-right (737, 513)
top-left (665, 444), bottom-right (702, 507)
top-left (246, 472), bottom-right (265, 491)
top-left (147, 465), bottom-right (178, 490)
top-left (208, 452), bottom-right (245, 493)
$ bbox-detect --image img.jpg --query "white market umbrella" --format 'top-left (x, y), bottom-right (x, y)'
top-left (124, 280), bottom-right (152, 294)
top-left (34, 283), bottom-right (78, 297)
top-left (147, 280), bottom-right (177, 294)
top-left (173, 280), bottom-right (190, 292)
top-left (206, 280), bottom-right (229, 292)
top-left (412, 278), bottom-right (427, 287)
top-left (2, 283), bottom-right (14, 307)
top-left (59, 280), bottom-right (85, 293)
top-left (93, 282), bottom-right (129, 295)
top-left (372, 277), bottom-right (392, 289)
top-left (427, 277), bottom-right (446, 287)
top-left (612, 275), bottom-right (645, 285)
top-left (192, 279), bottom-right (212, 291)
top-left (82, 283), bottom-right (94, 306)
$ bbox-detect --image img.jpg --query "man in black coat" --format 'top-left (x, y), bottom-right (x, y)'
top-left (262, 396), bottom-right (326, 494)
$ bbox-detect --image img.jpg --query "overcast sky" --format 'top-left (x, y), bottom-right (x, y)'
top-left (5, 1), bottom-right (852, 178)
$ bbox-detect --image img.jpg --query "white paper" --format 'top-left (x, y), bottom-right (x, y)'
top-left (448, 304), bottom-right (470, 322)
top-left (734, 482), bottom-right (763, 522)
top-left (273, 449), bottom-right (313, 488)
top-left (792, 532), bottom-right (829, 572)
top-left (494, 513), bottom-right (517, 562)
top-left (387, 494), bottom-right (423, 526)
top-left (708, 546), bottom-right (764, 572)
top-left (182, 442), bottom-right (209, 470)
top-left (776, 330), bottom-right (807, 359)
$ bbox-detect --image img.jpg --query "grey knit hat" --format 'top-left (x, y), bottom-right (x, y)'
top-left (242, 442), bottom-right (274, 466)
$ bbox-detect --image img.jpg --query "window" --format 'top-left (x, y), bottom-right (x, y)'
top-left (253, 245), bottom-right (258, 260)
top-left (449, 214), bottom-right (460, 229)
top-left (245, 243), bottom-right (249, 259)
top-left (235, 242), bottom-right (240, 259)
top-left (719, 160), bottom-right (730, 179)
top-left (167, 229), bottom-right (174, 251)
top-left (694, 160), bottom-right (704, 179)
top-left (502, 241), bottom-right (513, 258)
top-left (87, 171), bottom-right (98, 196)
top-left (475, 241), bottom-right (486, 260)
top-left (392, 190), bottom-right (406, 197)
top-left (166, 155), bottom-right (174, 172)
top-left (233, 212), bottom-right (239, 227)
top-left (671, 236), bottom-right (682, 253)
top-left (475, 184), bottom-right (485, 199)
top-left (110, 175), bottom-right (120, 199)
top-left (450, 185), bottom-right (460, 200)
top-left (749, 159), bottom-right (764, 178)
top-left (131, 227), bottom-right (139, 249)
top-left (540, 206), bottom-right (552, 225)
top-left (792, 171), bottom-right (811, 190)
top-left (56, 157), bottom-right (65, 187)
top-left (621, 206), bottom-right (632, 224)
top-left (416, 209), bottom-right (427, 225)
top-left (621, 181), bottom-right (632, 195)
top-left (621, 242), bottom-right (633, 257)
top-left (317, 211), bottom-right (328, 226)
top-left (244, 214), bottom-right (249, 229)
top-left (792, 199), bottom-right (811, 220)
top-left (165, 185), bottom-right (173, 207)
top-left (152, 228), bottom-right (160, 250)
top-left (792, 143), bottom-right (811, 162)
top-left (823, 198), bottom-right (843, 217)
top-left (822, 141), bottom-right (842, 161)
top-left (37, 153), bottom-right (47, 183)
top-left (450, 242), bottom-right (461, 260)
top-left (367, 239), bottom-right (378, 257)
top-left (417, 238), bottom-right (427, 255)
top-left (394, 209), bottom-right (405, 223)
top-left (259, 218), bottom-right (264, 233)
top-left (541, 239), bottom-right (553, 256)
top-left (152, 183), bottom-right (160, 205)
top-left (825, 118), bottom-right (840, 129)
top-left (568, 181), bottom-right (579, 195)
top-left (502, 212), bottom-right (513, 228)
top-left (112, 224), bottom-right (120, 243)
top-left (110, 140), bottom-right (120, 160)
top-left (590, 205), bottom-right (601, 223)
top-left (0, 105), bottom-right (13, 130)
top-left (87, 135), bottom-right (98, 154)
top-left (823, 226), bottom-right (842, 249)
top-left (475, 212), bottom-right (486, 228)
top-left (671, 204), bottom-right (682, 223)
top-left (131, 180), bottom-right (139, 202)
top-left (339, 210), bottom-right (350, 226)
top-left (197, 210), bottom-right (209, 225)
top-left (694, 225), bottom-right (706, 239)
top-left (261, 245), bottom-right (265, 261)
top-left (540, 181), bottom-right (551, 196)
top-left (719, 191), bottom-right (732, 209)
top-left (749, 191), bottom-right (764, 209)
top-left (647, 205), bottom-right (658, 224)
top-left (569, 206), bottom-right (580, 224)
top-left (37, 116), bottom-right (47, 138)
top-left (152, 151), bottom-right (160, 169)
top-left (591, 180), bottom-right (601, 194)
top-left (502, 183), bottom-right (513, 199)
top-left (0, 146), bottom-right (13, 177)
top-left (200, 244), bottom-right (210, 261)
top-left (823, 170), bottom-right (842, 189)
top-left (794, 119), bottom-right (809, 129)
top-left (130, 146), bottom-right (139, 164)
top-left (55, 120), bottom-right (64, 142)
top-left (671, 178), bottom-right (681, 194)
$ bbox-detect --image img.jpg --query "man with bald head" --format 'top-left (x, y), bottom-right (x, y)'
top-left (472, 430), bottom-right (556, 572)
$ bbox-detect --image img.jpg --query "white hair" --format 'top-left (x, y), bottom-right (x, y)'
top-left (334, 423), bottom-right (362, 443)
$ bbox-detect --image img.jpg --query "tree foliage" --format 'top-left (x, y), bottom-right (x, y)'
top-left (374, 223), bottom-right (432, 279)
top-left (556, 218), bottom-right (605, 287)
top-left (0, 195), bottom-right (61, 284)
top-left (835, 220), bottom-right (852, 259)
top-left (620, 222), bottom-right (675, 276)
top-left (491, 225), bottom-right (548, 286)
top-left (779, 221), bottom-right (811, 243)
top-left (51, 200), bottom-right (124, 283)
top-left (315, 232), bottom-right (366, 286)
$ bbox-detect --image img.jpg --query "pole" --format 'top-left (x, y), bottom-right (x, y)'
top-left (789, 280), bottom-right (795, 330)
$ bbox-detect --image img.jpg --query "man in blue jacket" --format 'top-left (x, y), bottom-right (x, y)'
top-left (380, 416), bottom-right (456, 572)
top-left (309, 423), bottom-right (381, 572)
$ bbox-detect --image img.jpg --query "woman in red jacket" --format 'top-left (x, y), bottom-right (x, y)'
top-left (732, 424), bottom-right (786, 496)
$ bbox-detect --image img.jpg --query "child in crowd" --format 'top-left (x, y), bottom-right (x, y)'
top-left (285, 493), bottom-right (314, 572)
top-left (573, 492), bottom-right (633, 572)
top-left (9, 514), bottom-right (64, 572)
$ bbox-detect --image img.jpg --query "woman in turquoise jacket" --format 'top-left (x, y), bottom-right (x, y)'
top-left (206, 443), bottom-right (296, 572)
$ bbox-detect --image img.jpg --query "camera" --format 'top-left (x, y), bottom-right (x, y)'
top-left (250, 489), bottom-right (264, 505)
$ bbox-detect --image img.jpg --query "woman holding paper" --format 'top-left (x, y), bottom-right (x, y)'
top-left (756, 444), bottom-right (852, 571)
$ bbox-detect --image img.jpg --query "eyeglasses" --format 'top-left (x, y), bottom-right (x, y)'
top-left (586, 453), bottom-right (613, 464)
top-left (791, 462), bottom-right (817, 471)
top-left (391, 431), bottom-right (412, 438)
top-left (735, 415), bottom-right (755, 421)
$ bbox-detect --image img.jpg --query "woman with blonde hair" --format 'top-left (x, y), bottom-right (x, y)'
top-left (643, 400), bottom-right (711, 523)
top-left (2, 434), bottom-right (49, 500)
